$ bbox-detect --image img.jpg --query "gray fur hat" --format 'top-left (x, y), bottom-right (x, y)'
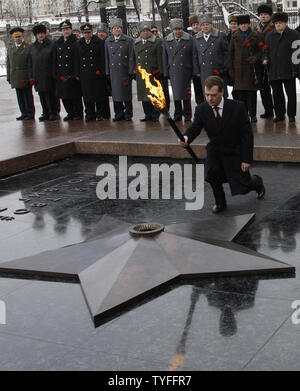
top-left (199, 13), bottom-right (213, 25)
top-left (170, 18), bottom-right (184, 30)
top-left (109, 18), bottom-right (123, 29)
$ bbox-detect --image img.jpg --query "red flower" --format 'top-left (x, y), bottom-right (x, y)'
top-left (96, 70), bottom-right (101, 75)
top-left (122, 77), bottom-right (127, 81)
top-left (232, 29), bottom-right (237, 35)
top-left (123, 82), bottom-right (128, 86)
top-left (267, 26), bottom-right (273, 31)
top-left (29, 78), bottom-right (35, 86)
top-left (258, 41), bottom-right (264, 46)
top-left (153, 69), bottom-right (159, 76)
top-left (20, 79), bottom-right (25, 87)
top-left (213, 69), bottom-right (220, 75)
top-left (60, 76), bottom-right (67, 83)
top-left (263, 44), bottom-right (268, 50)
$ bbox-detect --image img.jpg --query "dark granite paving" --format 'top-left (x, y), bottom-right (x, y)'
top-left (0, 155), bottom-right (300, 370)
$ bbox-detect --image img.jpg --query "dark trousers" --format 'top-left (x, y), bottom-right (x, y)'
top-left (270, 78), bottom-right (296, 118)
top-left (113, 101), bottom-right (133, 119)
top-left (38, 90), bottom-right (58, 117)
top-left (209, 174), bottom-right (261, 205)
top-left (260, 74), bottom-right (274, 115)
top-left (84, 100), bottom-right (109, 119)
top-left (62, 98), bottom-right (83, 118)
top-left (142, 101), bottom-right (160, 119)
top-left (162, 79), bottom-right (170, 111)
top-left (193, 76), bottom-right (204, 104)
top-left (174, 100), bottom-right (192, 120)
top-left (16, 87), bottom-right (34, 118)
top-left (98, 97), bottom-right (111, 119)
top-left (236, 90), bottom-right (257, 117)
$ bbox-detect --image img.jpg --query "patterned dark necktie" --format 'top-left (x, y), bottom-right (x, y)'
top-left (214, 106), bottom-right (222, 123)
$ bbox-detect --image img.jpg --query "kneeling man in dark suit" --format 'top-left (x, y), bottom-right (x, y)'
top-left (180, 75), bottom-right (265, 213)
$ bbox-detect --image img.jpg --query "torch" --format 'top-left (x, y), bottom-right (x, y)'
top-left (138, 66), bottom-right (199, 164)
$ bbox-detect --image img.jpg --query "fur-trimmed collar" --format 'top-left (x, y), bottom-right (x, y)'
top-left (135, 34), bottom-right (156, 44)
top-left (166, 31), bottom-right (191, 41)
top-left (195, 28), bottom-right (219, 39)
top-left (108, 33), bottom-right (128, 42)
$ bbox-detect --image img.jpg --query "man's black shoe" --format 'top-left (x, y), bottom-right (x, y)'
top-left (251, 116), bottom-right (257, 123)
top-left (39, 115), bottom-right (49, 122)
top-left (113, 116), bottom-right (124, 122)
top-left (212, 203), bottom-right (227, 214)
top-left (63, 115), bottom-right (73, 121)
top-left (23, 116), bottom-right (34, 120)
top-left (260, 112), bottom-right (273, 119)
top-left (140, 117), bottom-right (152, 122)
top-left (85, 117), bottom-right (96, 122)
top-left (253, 175), bottom-right (265, 199)
top-left (289, 117), bottom-right (295, 123)
top-left (16, 115), bottom-right (26, 120)
top-left (49, 114), bottom-right (60, 121)
top-left (73, 116), bottom-right (83, 120)
top-left (273, 116), bottom-right (285, 123)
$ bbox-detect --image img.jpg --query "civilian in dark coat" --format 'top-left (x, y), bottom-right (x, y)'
top-left (97, 22), bottom-right (111, 119)
top-left (263, 12), bottom-right (300, 122)
top-left (28, 24), bottom-right (59, 121)
top-left (163, 18), bottom-right (193, 122)
top-left (226, 15), bottom-right (239, 100)
top-left (76, 24), bottom-right (110, 121)
top-left (253, 3), bottom-right (274, 118)
top-left (189, 15), bottom-right (204, 104)
top-left (53, 21), bottom-right (83, 120)
top-left (227, 14), bottom-right (261, 123)
top-left (181, 76), bottom-right (265, 213)
top-left (6, 27), bottom-right (34, 120)
top-left (105, 18), bottom-right (133, 121)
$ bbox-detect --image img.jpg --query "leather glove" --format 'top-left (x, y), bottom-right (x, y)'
top-left (247, 56), bottom-right (257, 64)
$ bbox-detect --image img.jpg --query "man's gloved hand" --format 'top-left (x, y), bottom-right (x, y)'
top-left (247, 56), bottom-right (257, 64)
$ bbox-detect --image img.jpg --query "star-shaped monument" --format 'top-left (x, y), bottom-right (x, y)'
top-left (0, 214), bottom-right (295, 327)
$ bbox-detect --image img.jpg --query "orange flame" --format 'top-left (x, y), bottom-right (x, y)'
top-left (137, 66), bottom-right (166, 111)
top-left (168, 353), bottom-right (185, 371)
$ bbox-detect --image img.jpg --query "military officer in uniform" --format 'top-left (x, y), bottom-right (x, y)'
top-left (189, 15), bottom-right (204, 105)
top-left (105, 18), bottom-right (133, 121)
top-left (97, 23), bottom-right (109, 41)
top-left (53, 20), bottom-right (83, 121)
top-left (193, 13), bottom-right (229, 98)
top-left (130, 21), bottom-right (163, 122)
top-left (6, 27), bottom-right (35, 120)
top-left (76, 23), bottom-right (110, 121)
top-left (28, 24), bottom-right (59, 121)
top-left (163, 18), bottom-right (193, 122)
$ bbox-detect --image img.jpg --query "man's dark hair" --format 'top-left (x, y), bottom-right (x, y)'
top-left (204, 76), bottom-right (224, 91)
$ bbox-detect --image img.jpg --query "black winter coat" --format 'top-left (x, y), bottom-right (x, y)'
top-left (28, 38), bottom-right (55, 92)
top-left (184, 99), bottom-right (254, 196)
top-left (53, 34), bottom-right (82, 99)
top-left (76, 35), bottom-right (109, 102)
top-left (264, 27), bottom-right (300, 81)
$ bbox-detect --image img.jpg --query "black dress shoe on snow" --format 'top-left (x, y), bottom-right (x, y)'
top-left (212, 203), bottom-right (227, 214)
top-left (63, 115), bottom-right (73, 121)
top-left (16, 115), bottom-right (26, 120)
top-left (260, 112), bottom-right (273, 119)
top-left (253, 175), bottom-right (265, 199)
top-left (250, 116), bottom-right (257, 123)
top-left (289, 117), bottom-right (295, 123)
top-left (112, 116), bottom-right (124, 122)
top-left (23, 116), bottom-right (34, 120)
top-left (140, 117), bottom-right (152, 122)
top-left (273, 116), bottom-right (285, 123)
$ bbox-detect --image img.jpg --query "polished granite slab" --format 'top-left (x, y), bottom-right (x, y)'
top-left (0, 156), bottom-right (300, 370)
